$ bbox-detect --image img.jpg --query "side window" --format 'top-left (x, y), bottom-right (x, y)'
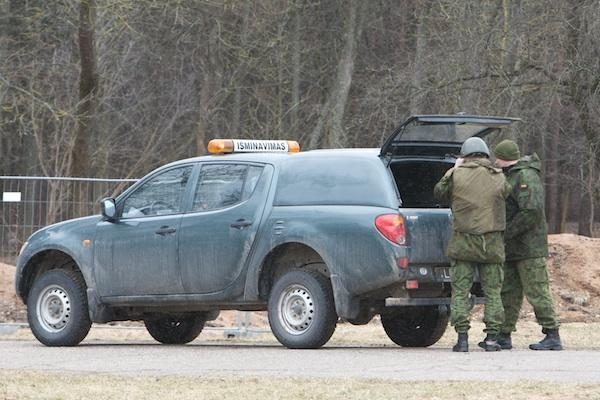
top-left (242, 166), bottom-right (263, 199)
top-left (121, 166), bottom-right (192, 218)
top-left (192, 164), bottom-right (263, 212)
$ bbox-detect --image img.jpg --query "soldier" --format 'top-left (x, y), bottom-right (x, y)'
top-left (434, 137), bottom-right (510, 352)
top-left (487, 140), bottom-right (563, 351)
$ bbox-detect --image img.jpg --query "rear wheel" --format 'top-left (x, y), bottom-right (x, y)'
top-left (381, 305), bottom-right (449, 347)
top-left (144, 314), bottom-right (206, 344)
top-left (268, 269), bottom-right (337, 349)
top-left (27, 269), bottom-right (92, 346)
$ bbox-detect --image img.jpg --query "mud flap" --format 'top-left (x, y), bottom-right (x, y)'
top-left (87, 288), bottom-right (112, 323)
top-left (330, 274), bottom-right (360, 320)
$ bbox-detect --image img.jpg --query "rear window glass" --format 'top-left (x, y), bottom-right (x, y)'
top-left (274, 157), bottom-right (390, 206)
top-left (192, 164), bottom-right (263, 212)
top-left (401, 124), bottom-right (487, 142)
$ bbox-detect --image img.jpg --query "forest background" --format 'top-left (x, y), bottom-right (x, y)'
top-left (0, 0), bottom-right (598, 236)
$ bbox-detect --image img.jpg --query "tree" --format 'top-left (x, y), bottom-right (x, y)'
top-left (309, 0), bottom-right (365, 149)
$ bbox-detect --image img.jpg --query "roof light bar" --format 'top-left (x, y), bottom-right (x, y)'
top-left (208, 139), bottom-right (300, 154)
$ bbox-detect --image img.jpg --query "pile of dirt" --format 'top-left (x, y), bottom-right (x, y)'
top-left (1, 234), bottom-right (599, 325)
top-left (546, 234), bottom-right (600, 322)
top-left (0, 263), bottom-right (26, 322)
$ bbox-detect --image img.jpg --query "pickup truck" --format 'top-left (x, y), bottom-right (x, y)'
top-left (15, 115), bottom-right (518, 348)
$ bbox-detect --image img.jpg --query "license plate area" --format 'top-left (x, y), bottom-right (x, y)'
top-left (436, 266), bottom-right (451, 281)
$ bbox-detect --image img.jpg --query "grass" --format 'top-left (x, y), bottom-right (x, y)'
top-left (1, 371), bottom-right (600, 400)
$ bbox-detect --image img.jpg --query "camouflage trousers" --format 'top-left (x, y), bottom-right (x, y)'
top-left (500, 257), bottom-right (560, 334)
top-left (450, 260), bottom-right (504, 334)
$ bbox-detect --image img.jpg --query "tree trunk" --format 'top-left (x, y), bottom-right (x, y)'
top-left (68, 0), bottom-right (97, 218)
top-left (578, 191), bottom-right (593, 237)
top-left (559, 189), bottom-right (570, 233)
top-left (232, 2), bottom-right (251, 137)
top-left (545, 95), bottom-right (561, 233)
top-left (290, 0), bottom-right (302, 133)
top-left (196, 16), bottom-right (223, 155)
top-left (309, 0), bottom-right (365, 149)
top-left (409, 1), bottom-right (430, 114)
top-left (71, 0), bottom-right (97, 179)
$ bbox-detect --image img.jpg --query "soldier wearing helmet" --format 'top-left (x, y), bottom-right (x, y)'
top-left (434, 137), bottom-right (511, 352)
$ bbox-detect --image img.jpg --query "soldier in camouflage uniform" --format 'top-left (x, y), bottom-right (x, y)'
top-left (488, 140), bottom-right (563, 351)
top-left (434, 137), bottom-right (511, 352)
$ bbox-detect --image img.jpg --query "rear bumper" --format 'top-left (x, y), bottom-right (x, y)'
top-left (385, 296), bottom-right (485, 306)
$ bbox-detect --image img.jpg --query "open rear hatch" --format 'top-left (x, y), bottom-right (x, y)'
top-left (380, 114), bottom-right (520, 266)
top-left (380, 114), bottom-right (520, 158)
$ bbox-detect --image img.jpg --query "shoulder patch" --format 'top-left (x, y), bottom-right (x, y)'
top-left (520, 184), bottom-right (528, 189)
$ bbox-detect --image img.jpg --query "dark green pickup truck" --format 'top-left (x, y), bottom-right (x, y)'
top-left (15, 115), bottom-right (518, 348)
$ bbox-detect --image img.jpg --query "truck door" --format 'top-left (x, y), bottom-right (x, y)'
top-left (94, 165), bottom-right (193, 296)
top-left (177, 163), bottom-right (273, 294)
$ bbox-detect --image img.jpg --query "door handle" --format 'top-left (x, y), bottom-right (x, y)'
top-left (155, 226), bottom-right (177, 236)
top-left (230, 219), bottom-right (253, 229)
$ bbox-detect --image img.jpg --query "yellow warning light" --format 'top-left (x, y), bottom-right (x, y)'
top-left (287, 141), bottom-right (300, 153)
top-left (207, 139), bottom-right (234, 154)
top-left (207, 139), bottom-right (300, 154)
top-left (82, 239), bottom-right (91, 247)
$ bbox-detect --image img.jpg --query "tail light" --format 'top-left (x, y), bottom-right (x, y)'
top-left (397, 257), bottom-right (409, 269)
top-left (375, 214), bottom-right (407, 245)
top-left (406, 280), bottom-right (419, 289)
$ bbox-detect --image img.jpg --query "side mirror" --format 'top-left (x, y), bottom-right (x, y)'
top-left (100, 198), bottom-right (117, 222)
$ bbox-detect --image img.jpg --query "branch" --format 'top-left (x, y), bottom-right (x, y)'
top-left (0, 74), bottom-right (65, 121)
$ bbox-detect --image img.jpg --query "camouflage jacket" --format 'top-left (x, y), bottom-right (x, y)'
top-left (434, 157), bottom-right (510, 264)
top-left (503, 153), bottom-right (548, 261)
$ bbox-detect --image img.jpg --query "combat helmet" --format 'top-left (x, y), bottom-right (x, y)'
top-left (460, 137), bottom-right (490, 158)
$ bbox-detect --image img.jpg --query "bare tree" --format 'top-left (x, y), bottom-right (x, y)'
top-left (309, 0), bottom-right (365, 149)
top-left (70, 0), bottom-right (98, 179)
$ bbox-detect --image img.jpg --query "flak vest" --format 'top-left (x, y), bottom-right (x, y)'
top-left (449, 160), bottom-right (507, 234)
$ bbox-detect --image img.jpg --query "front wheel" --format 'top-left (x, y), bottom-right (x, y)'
top-left (381, 305), bottom-right (449, 347)
top-left (144, 314), bottom-right (206, 344)
top-left (268, 269), bottom-right (337, 349)
top-left (27, 269), bottom-right (92, 346)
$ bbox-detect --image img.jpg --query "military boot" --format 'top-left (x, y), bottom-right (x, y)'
top-left (453, 332), bottom-right (468, 352)
top-left (477, 334), bottom-right (501, 351)
top-left (529, 328), bottom-right (563, 351)
top-left (478, 333), bottom-right (510, 350)
top-left (497, 333), bottom-right (512, 350)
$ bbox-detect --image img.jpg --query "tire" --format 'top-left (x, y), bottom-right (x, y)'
top-left (381, 305), bottom-right (449, 347)
top-left (268, 269), bottom-right (337, 349)
top-left (144, 314), bottom-right (206, 344)
top-left (27, 269), bottom-right (92, 346)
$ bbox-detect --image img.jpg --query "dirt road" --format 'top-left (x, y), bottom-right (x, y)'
top-left (1, 340), bottom-right (599, 383)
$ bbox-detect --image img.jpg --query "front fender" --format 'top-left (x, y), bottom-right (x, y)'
top-left (15, 217), bottom-right (100, 301)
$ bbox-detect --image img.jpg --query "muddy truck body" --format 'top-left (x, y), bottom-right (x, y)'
top-left (15, 115), bottom-right (518, 348)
